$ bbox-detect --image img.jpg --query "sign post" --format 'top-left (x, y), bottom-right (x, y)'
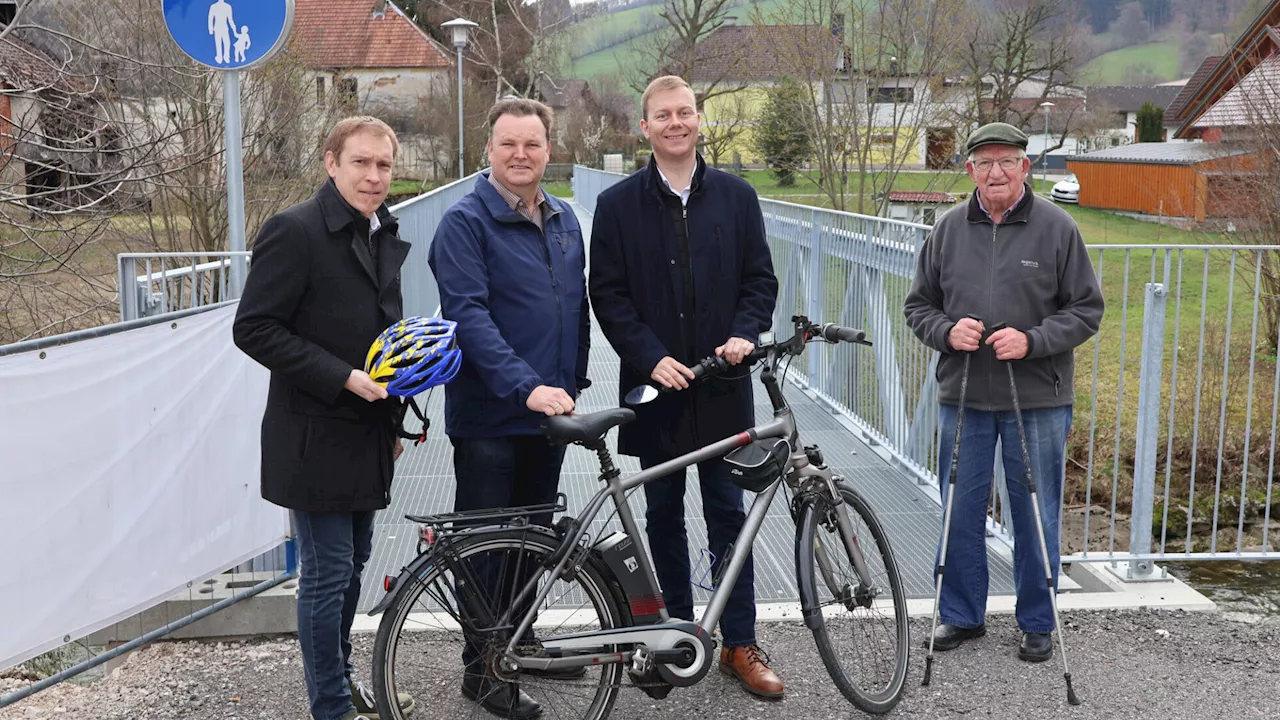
top-left (162, 0), bottom-right (294, 298)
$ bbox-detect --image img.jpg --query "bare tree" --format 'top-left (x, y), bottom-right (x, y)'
top-left (621, 0), bottom-right (747, 109)
top-left (0, 0), bottom-right (330, 344)
top-left (951, 0), bottom-right (1082, 130)
top-left (700, 88), bottom-right (753, 167)
top-left (1200, 59), bottom-right (1280, 350)
top-left (754, 0), bottom-right (967, 214)
top-left (407, 0), bottom-right (570, 101)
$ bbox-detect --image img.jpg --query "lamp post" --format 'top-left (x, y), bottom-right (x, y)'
top-left (442, 18), bottom-right (478, 180)
top-left (1039, 101), bottom-right (1054, 191)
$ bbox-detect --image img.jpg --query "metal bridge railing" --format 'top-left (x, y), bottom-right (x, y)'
top-left (569, 165), bottom-right (1280, 577)
top-left (118, 171), bottom-right (486, 322)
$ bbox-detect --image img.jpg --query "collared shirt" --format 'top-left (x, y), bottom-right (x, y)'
top-left (488, 172), bottom-right (546, 231)
top-left (656, 158), bottom-right (699, 207)
top-left (370, 211), bottom-right (381, 235)
top-left (975, 183), bottom-right (1026, 224)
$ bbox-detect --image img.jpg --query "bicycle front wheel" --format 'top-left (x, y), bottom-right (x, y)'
top-left (795, 480), bottom-right (909, 714)
top-left (372, 527), bottom-right (628, 720)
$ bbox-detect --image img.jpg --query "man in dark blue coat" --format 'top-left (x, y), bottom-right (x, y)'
top-left (589, 75), bottom-right (781, 699)
top-left (428, 98), bottom-right (590, 719)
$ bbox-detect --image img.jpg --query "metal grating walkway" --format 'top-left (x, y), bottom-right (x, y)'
top-left (358, 201), bottom-right (1015, 613)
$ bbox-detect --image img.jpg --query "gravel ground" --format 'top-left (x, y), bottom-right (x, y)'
top-left (3, 608), bottom-right (1278, 720)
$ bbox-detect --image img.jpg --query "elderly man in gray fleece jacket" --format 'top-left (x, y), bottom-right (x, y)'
top-left (903, 122), bottom-right (1104, 664)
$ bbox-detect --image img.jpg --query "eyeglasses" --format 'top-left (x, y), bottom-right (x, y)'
top-left (971, 157), bottom-right (1024, 173)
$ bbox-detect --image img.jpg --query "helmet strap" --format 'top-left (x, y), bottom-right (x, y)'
top-left (395, 396), bottom-right (429, 445)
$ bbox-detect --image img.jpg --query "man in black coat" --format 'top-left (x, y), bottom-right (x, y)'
top-left (588, 75), bottom-right (782, 699)
top-left (233, 116), bottom-right (415, 720)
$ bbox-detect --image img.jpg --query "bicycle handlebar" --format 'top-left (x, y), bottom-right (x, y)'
top-left (816, 322), bottom-right (868, 344)
top-left (625, 317), bottom-right (872, 406)
top-left (659, 319), bottom-right (871, 388)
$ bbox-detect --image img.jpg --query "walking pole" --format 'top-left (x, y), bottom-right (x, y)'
top-left (1001, 344), bottom-right (1081, 706)
top-left (921, 317), bottom-right (978, 687)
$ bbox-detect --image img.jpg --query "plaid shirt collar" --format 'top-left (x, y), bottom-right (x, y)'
top-left (487, 172), bottom-right (546, 226)
top-left (975, 183), bottom-right (1026, 224)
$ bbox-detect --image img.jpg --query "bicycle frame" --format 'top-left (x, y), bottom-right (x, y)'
top-left (490, 327), bottom-right (880, 675)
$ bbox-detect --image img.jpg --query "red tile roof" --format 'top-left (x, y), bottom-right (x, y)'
top-left (0, 36), bottom-right (65, 90)
top-left (291, 0), bottom-right (450, 70)
top-left (1165, 55), bottom-right (1221, 122)
top-left (889, 191), bottom-right (956, 204)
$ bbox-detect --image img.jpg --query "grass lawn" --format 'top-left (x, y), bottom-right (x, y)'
top-left (1079, 41), bottom-right (1181, 85)
top-left (390, 179), bottom-right (434, 196)
top-left (743, 169), bottom-right (1053, 210)
top-left (543, 181), bottom-right (572, 199)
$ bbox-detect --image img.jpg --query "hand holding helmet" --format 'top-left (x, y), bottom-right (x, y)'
top-left (364, 316), bottom-right (463, 396)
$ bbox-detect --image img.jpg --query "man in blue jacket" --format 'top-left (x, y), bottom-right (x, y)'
top-left (428, 97), bottom-right (590, 719)
top-left (589, 75), bottom-right (781, 699)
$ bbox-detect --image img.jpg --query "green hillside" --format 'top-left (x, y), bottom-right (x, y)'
top-left (567, 0), bottom-right (795, 81)
top-left (1079, 41), bottom-right (1182, 85)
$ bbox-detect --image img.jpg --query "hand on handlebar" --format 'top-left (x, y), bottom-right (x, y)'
top-left (715, 337), bottom-right (755, 365)
top-left (651, 356), bottom-right (696, 390)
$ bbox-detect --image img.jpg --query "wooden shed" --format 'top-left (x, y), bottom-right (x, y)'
top-left (1065, 143), bottom-right (1259, 222)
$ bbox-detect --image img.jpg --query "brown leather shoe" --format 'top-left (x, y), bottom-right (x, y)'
top-left (719, 645), bottom-right (784, 699)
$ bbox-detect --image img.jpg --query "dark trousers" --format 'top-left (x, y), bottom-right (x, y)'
top-left (640, 454), bottom-right (758, 647)
top-left (451, 435), bottom-right (567, 671)
top-left (293, 509), bottom-right (375, 720)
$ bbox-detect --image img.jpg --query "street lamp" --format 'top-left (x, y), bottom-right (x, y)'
top-left (442, 18), bottom-right (478, 180)
top-left (1039, 101), bottom-right (1054, 191)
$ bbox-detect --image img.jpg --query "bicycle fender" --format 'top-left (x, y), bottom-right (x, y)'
top-left (367, 550), bottom-right (433, 617)
top-left (794, 494), bottom-right (828, 631)
top-left (366, 525), bottom-right (563, 617)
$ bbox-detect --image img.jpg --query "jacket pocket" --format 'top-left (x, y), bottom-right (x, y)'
top-left (288, 386), bottom-right (363, 419)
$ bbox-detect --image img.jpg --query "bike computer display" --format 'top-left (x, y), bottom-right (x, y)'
top-left (758, 330), bottom-right (775, 347)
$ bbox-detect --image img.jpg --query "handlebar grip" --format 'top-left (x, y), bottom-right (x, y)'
top-left (656, 355), bottom-right (728, 393)
top-left (818, 323), bottom-right (867, 344)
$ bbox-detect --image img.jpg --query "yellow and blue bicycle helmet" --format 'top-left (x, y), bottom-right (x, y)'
top-left (365, 316), bottom-right (462, 397)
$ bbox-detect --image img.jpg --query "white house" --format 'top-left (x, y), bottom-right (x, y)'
top-left (292, 0), bottom-right (453, 179)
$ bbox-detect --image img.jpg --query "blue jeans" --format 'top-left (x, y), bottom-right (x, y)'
top-left (640, 454), bottom-right (757, 647)
top-left (293, 509), bottom-right (376, 720)
top-left (451, 435), bottom-right (567, 671)
top-left (936, 404), bottom-right (1071, 635)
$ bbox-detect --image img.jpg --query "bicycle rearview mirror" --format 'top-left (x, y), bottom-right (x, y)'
top-left (624, 384), bottom-right (660, 405)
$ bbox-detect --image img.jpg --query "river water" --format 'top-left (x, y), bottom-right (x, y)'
top-left (1165, 560), bottom-right (1280, 615)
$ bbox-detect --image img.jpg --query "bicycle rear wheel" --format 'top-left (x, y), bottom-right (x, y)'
top-left (795, 480), bottom-right (909, 714)
top-left (372, 527), bottom-right (628, 720)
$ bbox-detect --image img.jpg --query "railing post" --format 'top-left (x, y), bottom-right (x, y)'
top-left (1128, 282), bottom-right (1167, 580)
top-left (807, 209), bottom-right (824, 384)
top-left (118, 257), bottom-right (138, 322)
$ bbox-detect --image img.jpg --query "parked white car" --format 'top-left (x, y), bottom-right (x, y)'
top-left (1051, 174), bottom-right (1079, 204)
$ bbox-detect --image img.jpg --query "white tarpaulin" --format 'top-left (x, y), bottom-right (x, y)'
top-left (0, 305), bottom-right (289, 670)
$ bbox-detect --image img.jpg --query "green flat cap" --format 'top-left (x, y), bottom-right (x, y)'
top-left (965, 122), bottom-right (1028, 154)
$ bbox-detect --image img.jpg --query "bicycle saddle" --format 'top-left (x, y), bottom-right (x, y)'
top-left (541, 408), bottom-right (635, 445)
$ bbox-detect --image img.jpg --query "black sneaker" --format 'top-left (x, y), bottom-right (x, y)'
top-left (923, 623), bottom-right (986, 651)
top-left (350, 677), bottom-right (415, 718)
top-left (1018, 632), bottom-right (1053, 662)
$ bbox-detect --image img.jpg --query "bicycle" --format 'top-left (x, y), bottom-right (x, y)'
top-left (367, 315), bottom-right (910, 719)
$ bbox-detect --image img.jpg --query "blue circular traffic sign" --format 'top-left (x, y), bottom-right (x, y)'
top-left (162, 0), bottom-right (294, 70)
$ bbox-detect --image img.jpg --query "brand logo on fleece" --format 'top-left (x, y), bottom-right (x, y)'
top-left (1021, 259), bottom-right (1039, 269)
